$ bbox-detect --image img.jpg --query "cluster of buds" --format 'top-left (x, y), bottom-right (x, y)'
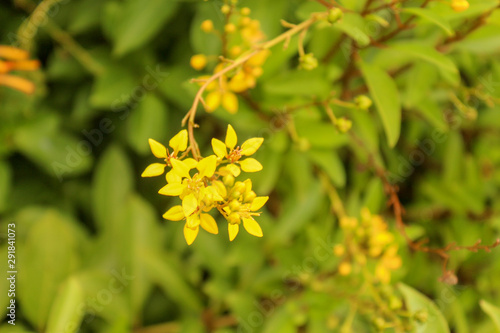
top-left (190, 3), bottom-right (270, 114)
top-left (142, 125), bottom-right (268, 245)
top-left (0, 45), bottom-right (40, 94)
top-left (334, 208), bottom-right (402, 284)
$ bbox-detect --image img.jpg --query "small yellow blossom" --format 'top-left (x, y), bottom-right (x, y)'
top-left (201, 19), bottom-right (214, 33)
top-left (190, 54), bottom-right (207, 71)
top-left (141, 130), bottom-right (188, 177)
top-left (211, 124), bottom-right (264, 173)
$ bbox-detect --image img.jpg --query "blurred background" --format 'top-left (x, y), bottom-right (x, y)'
top-left (1, 0), bottom-right (500, 332)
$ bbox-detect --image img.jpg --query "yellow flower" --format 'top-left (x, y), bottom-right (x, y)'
top-left (211, 124), bottom-right (264, 173)
top-left (141, 130), bottom-right (188, 177)
top-left (201, 19), bottom-right (214, 33)
top-left (190, 54), bottom-right (207, 71)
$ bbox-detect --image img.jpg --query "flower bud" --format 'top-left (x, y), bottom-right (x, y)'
top-left (327, 8), bottom-right (343, 24)
top-left (354, 95), bottom-right (372, 110)
top-left (229, 199), bottom-right (241, 212)
top-left (223, 174), bottom-right (235, 187)
top-left (413, 309), bottom-right (428, 323)
top-left (244, 190), bottom-right (256, 203)
top-left (190, 54), bottom-right (207, 71)
top-left (451, 0), bottom-right (469, 12)
top-left (299, 53), bottom-right (318, 71)
top-left (227, 212), bottom-right (241, 224)
top-left (336, 117), bottom-right (352, 133)
top-left (201, 20), bottom-right (214, 33)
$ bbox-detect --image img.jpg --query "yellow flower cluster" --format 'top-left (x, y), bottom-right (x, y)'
top-left (334, 208), bottom-right (402, 284)
top-left (142, 125), bottom-right (268, 245)
top-left (190, 4), bottom-right (270, 114)
top-left (0, 45), bottom-right (40, 94)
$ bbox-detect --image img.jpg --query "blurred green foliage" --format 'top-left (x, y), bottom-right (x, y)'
top-left (1, 0), bottom-right (500, 332)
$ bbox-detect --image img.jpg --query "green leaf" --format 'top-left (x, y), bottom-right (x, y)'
top-left (91, 145), bottom-right (134, 232)
top-left (144, 251), bottom-right (202, 311)
top-left (401, 8), bottom-right (454, 36)
top-left (18, 210), bottom-right (79, 331)
top-left (359, 61), bottom-right (402, 147)
top-left (112, 0), bottom-right (178, 56)
top-left (307, 149), bottom-right (346, 187)
top-left (391, 43), bottom-right (459, 78)
top-left (90, 65), bottom-right (136, 108)
top-left (45, 277), bottom-right (85, 333)
top-left (13, 114), bottom-right (93, 179)
top-left (398, 283), bottom-right (450, 333)
top-left (480, 300), bottom-right (500, 331)
top-left (295, 120), bottom-right (349, 149)
top-left (127, 94), bottom-right (168, 155)
top-left (334, 13), bottom-right (370, 46)
top-left (262, 68), bottom-right (330, 97)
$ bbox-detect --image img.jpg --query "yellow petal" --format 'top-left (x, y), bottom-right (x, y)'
top-left (205, 91), bottom-right (222, 112)
top-left (166, 170), bottom-right (182, 184)
top-left (228, 71), bottom-right (248, 93)
top-left (246, 50), bottom-right (270, 67)
top-left (158, 183), bottom-right (185, 196)
top-left (225, 124), bottom-right (237, 150)
top-left (241, 137), bottom-right (264, 156)
top-left (212, 138), bottom-right (227, 158)
top-left (183, 158), bottom-right (198, 169)
top-left (197, 155), bottom-right (217, 178)
top-left (240, 158), bottom-right (263, 172)
top-left (228, 223), bottom-right (239, 241)
top-left (186, 214), bottom-right (200, 228)
top-left (184, 224), bottom-right (199, 245)
top-left (222, 92), bottom-right (238, 114)
top-left (141, 163), bottom-right (165, 177)
top-left (182, 193), bottom-right (198, 217)
top-left (148, 139), bottom-right (167, 158)
top-left (226, 163), bottom-right (241, 177)
top-left (251, 196), bottom-right (269, 211)
top-left (162, 205), bottom-right (185, 221)
top-left (243, 218), bottom-right (263, 237)
top-left (244, 179), bottom-right (252, 193)
top-left (212, 180), bottom-right (227, 198)
top-left (0, 75), bottom-right (35, 94)
top-left (206, 185), bottom-right (224, 201)
top-left (200, 213), bottom-right (218, 234)
top-left (169, 129), bottom-right (188, 153)
top-left (170, 158), bottom-right (191, 179)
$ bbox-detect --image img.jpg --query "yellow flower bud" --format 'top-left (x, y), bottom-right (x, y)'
top-left (338, 262), bottom-right (352, 276)
top-left (190, 54), bottom-right (207, 71)
top-left (222, 91), bottom-right (239, 114)
top-left (239, 17), bottom-right (251, 26)
top-left (221, 4), bottom-right (231, 14)
top-left (223, 174), bottom-right (235, 187)
top-left (247, 50), bottom-right (270, 67)
top-left (451, 0), bottom-right (469, 12)
top-left (225, 23), bottom-right (236, 33)
top-left (230, 45), bottom-right (242, 57)
top-left (244, 190), bottom-right (256, 203)
top-left (229, 199), bottom-right (241, 212)
top-left (227, 212), bottom-right (241, 224)
top-left (333, 244), bottom-right (345, 257)
top-left (241, 7), bottom-right (251, 15)
top-left (205, 91), bottom-right (222, 112)
top-left (201, 19), bottom-right (214, 33)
